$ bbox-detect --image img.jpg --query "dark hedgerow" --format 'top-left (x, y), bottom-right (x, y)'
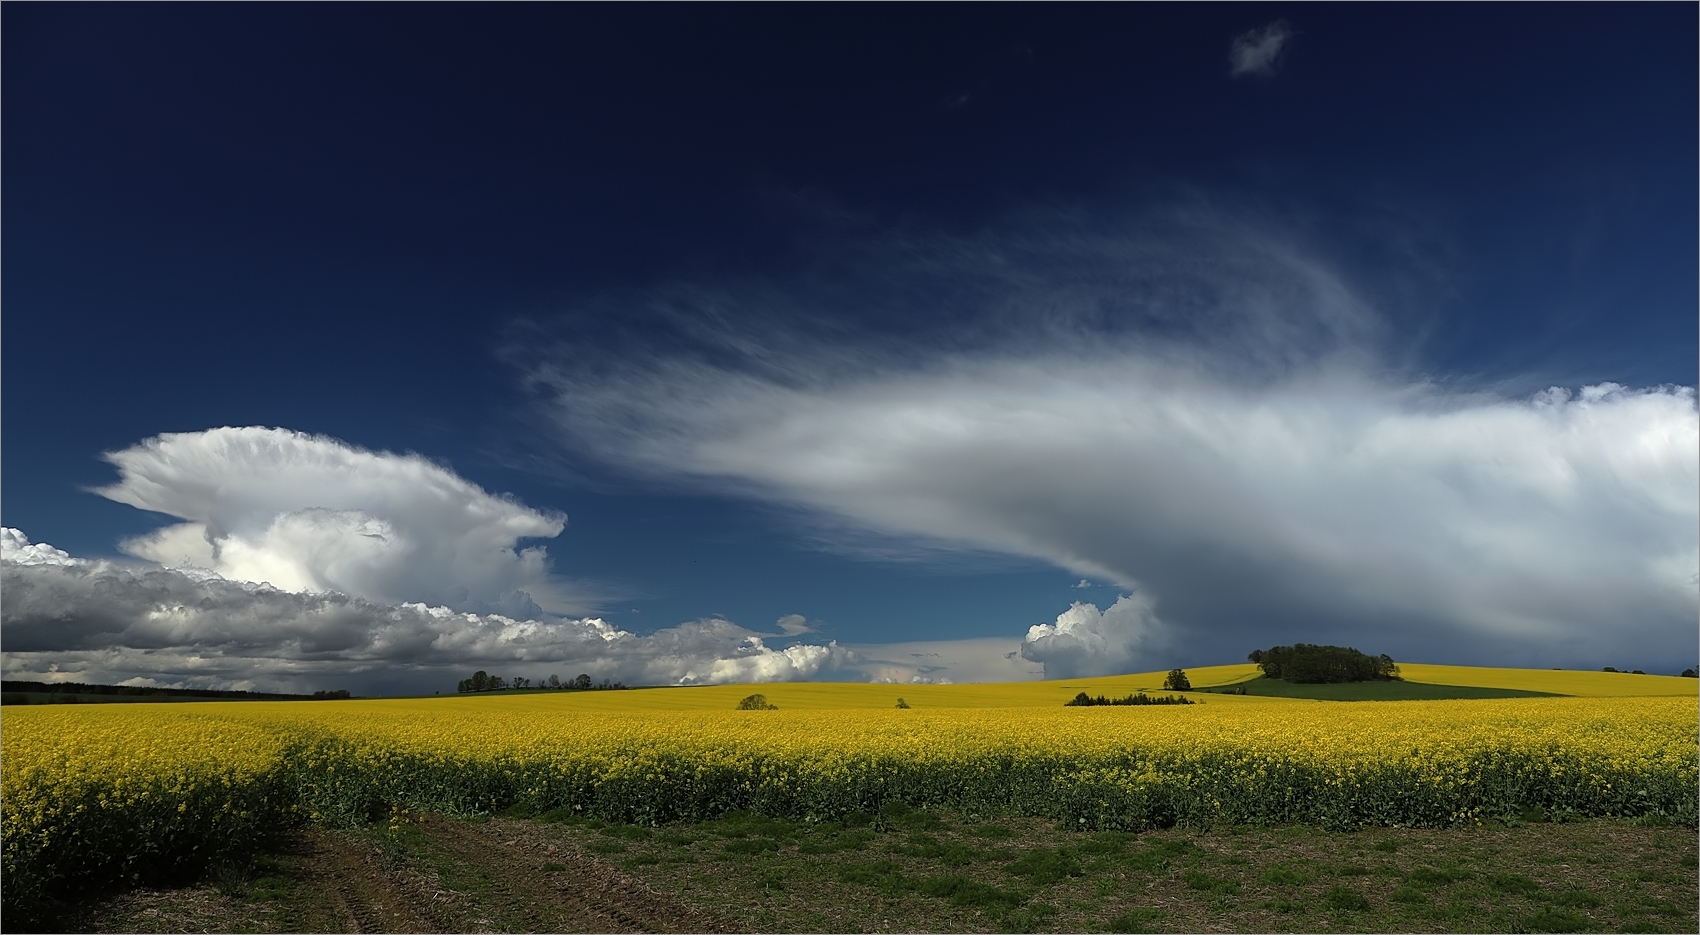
top-left (1064, 692), bottom-right (1193, 707)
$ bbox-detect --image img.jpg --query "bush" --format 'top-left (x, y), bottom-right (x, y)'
top-left (736, 694), bottom-right (778, 710)
top-left (1249, 644), bottom-right (1398, 683)
top-left (1163, 668), bottom-right (1192, 691)
top-left (1065, 692), bottom-right (1192, 707)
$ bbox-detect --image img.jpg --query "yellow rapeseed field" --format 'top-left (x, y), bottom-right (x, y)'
top-left (4, 685), bottom-right (1695, 917)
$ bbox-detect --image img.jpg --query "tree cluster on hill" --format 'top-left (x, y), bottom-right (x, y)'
top-left (455, 671), bottom-right (627, 693)
top-left (1247, 644), bottom-right (1398, 683)
top-left (1065, 691), bottom-right (1193, 707)
top-left (0, 680), bottom-right (349, 704)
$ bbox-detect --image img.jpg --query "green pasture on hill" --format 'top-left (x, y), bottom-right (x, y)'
top-left (1201, 676), bottom-right (1558, 701)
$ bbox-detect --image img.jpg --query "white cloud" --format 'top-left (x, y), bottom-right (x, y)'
top-left (0, 533), bottom-right (856, 694)
top-left (1230, 20), bottom-right (1294, 78)
top-left (2, 528), bottom-right (82, 567)
top-left (1022, 594), bottom-right (1167, 679)
top-left (514, 213), bottom-right (1699, 673)
top-left (95, 427), bottom-right (579, 616)
top-left (838, 637), bottom-right (1043, 684)
top-left (774, 613), bottom-right (815, 636)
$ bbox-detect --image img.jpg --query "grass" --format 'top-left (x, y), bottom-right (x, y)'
top-left (70, 810), bottom-right (1698, 933)
top-left (510, 809), bottom-right (1696, 933)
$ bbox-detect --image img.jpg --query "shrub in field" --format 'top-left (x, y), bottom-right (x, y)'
top-left (736, 694), bottom-right (779, 710)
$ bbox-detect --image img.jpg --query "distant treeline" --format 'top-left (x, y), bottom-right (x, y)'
top-left (456, 671), bottom-right (628, 693)
top-left (1248, 643), bottom-right (1398, 684)
top-left (1, 681), bottom-right (350, 705)
top-left (1065, 691), bottom-right (1194, 707)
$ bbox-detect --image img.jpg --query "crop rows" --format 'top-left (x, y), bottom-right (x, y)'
top-left (4, 696), bottom-right (1695, 919)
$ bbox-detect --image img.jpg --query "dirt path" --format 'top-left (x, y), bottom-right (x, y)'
top-left (417, 815), bottom-right (736, 934)
top-left (75, 819), bottom-right (731, 934)
top-left (293, 828), bottom-right (447, 934)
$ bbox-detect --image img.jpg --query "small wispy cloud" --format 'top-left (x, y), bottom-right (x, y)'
top-left (1073, 578), bottom-right (1093, 589)
top-left (774, 613), bottom-right (816, 636)
top-left (1229, 20), bottom-right (1295, 78)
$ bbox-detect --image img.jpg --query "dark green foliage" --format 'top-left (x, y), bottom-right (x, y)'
top-left (0, 679), bottom-right (345, 704)
top-left (1248, 644), bottom-right (1399, 683)
top-left (1521, 907), bottom-right (1598, 932)
top-left (895, 697), bottom-right (911, 708)
top-left (1681, 669), bottom-right (1697, 678)
top-left (735, 693), bottom-right (778, 710)
top-left (1163, 668), bottom-right (1192, 691)
top-left (1486, 871), bottom-right (1542, 896)
top-left (1324, 885), bottom-right (1370, 910)
top-left (1261, 865), bottom-right (1311, 885)
top-left (1064, 691), bottom-right (1193, 707)
top-left (915, 874), bottom-right (1027, 909)
top-left (1551, 888), bottom-right (1604, 909)
top-left (459, 671), bottom-right (626, 693)
top-left (1006, 847), bottom-right (1082, 885)
top-left (1182, 870), bottom-right (1240, 894)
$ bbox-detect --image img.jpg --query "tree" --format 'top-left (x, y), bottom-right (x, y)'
top-left (1682, 669), bottom-right (1697, 678)
top-left (1163, 668), bottom-right (1192, 691)
top-left (512, 677), bottom-right (530, 690)
top-left (895, 697), bottom-right (911, 709)
top-left (471, 671), bottom-right (489, 691)
top-left (547, 674), bottom-right (561, 689)
top-left (736, 693), bottom-right (778, 710)
top-left (1251, 644), bottom-right (1398, 683)
top-left (573, 674), bottom-right (593, 691)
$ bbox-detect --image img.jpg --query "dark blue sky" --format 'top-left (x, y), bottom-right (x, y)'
top-left (4, 5), bottom-right (1695, 689)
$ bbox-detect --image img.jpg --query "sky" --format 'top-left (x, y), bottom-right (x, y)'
top-left (3, 5), bottom-right (1695, 694)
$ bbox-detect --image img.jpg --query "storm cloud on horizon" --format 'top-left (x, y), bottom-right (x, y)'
top-left (513, 210), bottom-right (1699, 674)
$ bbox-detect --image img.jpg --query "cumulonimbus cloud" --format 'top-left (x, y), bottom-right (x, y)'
top-left (94, 426), bottom-right (576, 617)
top-left (1, 530), bottom-right (858, 694)
top-left (513, 211), bottom-right (1699, 675)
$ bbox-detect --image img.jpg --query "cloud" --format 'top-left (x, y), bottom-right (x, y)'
top-left (2, 527), bottom-right (82, 567)
top-left (0, 531), bottom-right (857, 694)
top-left (1073, 579), bottom-right (1092, 589)
top-left (774, 613), bottom-right (815, 636)
top-left (1021, 594), bottom-right (1167, 679)
top-left (1229, 20), bottom-right (1294, 78)
top-left (512, 211), bottom-right (1699, 673)
top-left (94, 427), bottom-right (583, 616)
top-left (837, 637), bottom-right (1044, 684)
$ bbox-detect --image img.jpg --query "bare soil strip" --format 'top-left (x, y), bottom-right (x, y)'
top-left (297, 828), bottom-right (444, 934)
top-left (414, 815), bottom-right (736, 933)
